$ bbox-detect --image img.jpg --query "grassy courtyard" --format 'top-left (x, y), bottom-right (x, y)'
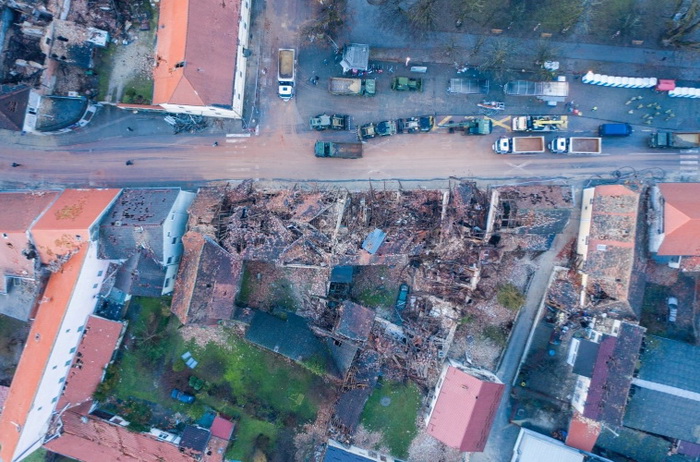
top-left (360, 380), bottom-right (422, 458)
top-left (100, 297), bottom-right (327, 460)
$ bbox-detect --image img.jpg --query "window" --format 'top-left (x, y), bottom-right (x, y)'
top-left (2, 233), bottom-right (7, 238)
top-left (37, 406), bottom-right (42, 411)
top-left (65, 360), bottom-right (71, 366)
top-left (69, 347), bottom-right (76, 354)
top-left (97, 270), bottom-right (103, 277)
top-left (58, 377), bottom-right (65, 384)
top-left (77, 325), bottom-right (84, 333)
top-left (164, 278), bottom-right (171, 287)
top-left (65, 328), bottom-right (71, 333)
top-left (52, 365), bottom-right (57, 370)
top-left (51, 396), bottom-right (58, 403)
top-left (167, 256), bottom-right (173, 264)
top-left (175, 61), bottom-right (186, 68)
top-left (93, 283), bottom-right (99, 289)
top-left (172, 237), bottom-right (177, 244)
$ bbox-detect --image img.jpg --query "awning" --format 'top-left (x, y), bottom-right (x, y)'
top-left (656, 79), bottom-right (676, 91)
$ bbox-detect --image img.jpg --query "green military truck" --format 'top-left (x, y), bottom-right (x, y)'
top-left (438, 116), bottom-right (492, 135)
top-left (314, 141), bottom-right (363, 158)
top-left (309, 114), bottom-right (349, 131)
top-left (391, 77), bottom-right (423, 92)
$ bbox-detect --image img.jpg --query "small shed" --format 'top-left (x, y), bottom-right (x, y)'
top-left (340, 43), bottom-right (369, 73)
top-left (179, 425), bottom-right (211, 454)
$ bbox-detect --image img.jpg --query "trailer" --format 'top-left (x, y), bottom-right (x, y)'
top-left (314, 141), bottom-right (363, 158)
top-left (549, 137), bottom-right (602, 154)
top-left (493, 136), bottom-right (545, 154)
top-left (512, 115), bottom-right (568, 132)
top-left (649, 131), bottom-right (700, 148)
top-left (437, 116), bottom-right (492, 135)
top-left (447, 78), bottom-right (489, 94)
top-left (329, 77), bottom-right (376, 96)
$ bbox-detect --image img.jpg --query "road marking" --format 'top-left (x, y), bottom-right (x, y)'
top-left (681, 149), bottom-right (699, 154)
top-left (226, 133), bottom-right (251, 138)
top-left (680, 160), bottom-right (699, 165)
top-left (505, 160), bottom-right (532, 171)
top-left (680, 155), bottom-right (698, 159)
top-left (226, 139), bottom-right (247, 144)
top-left (488, 116), bottom-right (512, 131)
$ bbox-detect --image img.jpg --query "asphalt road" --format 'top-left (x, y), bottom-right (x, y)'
top-left (0, 120), bottom-right (691, 189)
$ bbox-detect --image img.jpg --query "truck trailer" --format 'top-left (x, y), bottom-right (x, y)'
top-left (447, 78), bottom-right (489, 94)
top-left (549, 137), bottom-right (602, 154)
top-left (493, 136), bottom-right (545, 154)
top-left (278, 49), bottom-right (296, 100)
top-left (329, 78), bottom-right (376, 96)
top-left (314, 141), bottom-right (363, 158)
top-left (649, 132), bottom-right (700, 148)
top-left (512, 115), bottom-right (568, 132)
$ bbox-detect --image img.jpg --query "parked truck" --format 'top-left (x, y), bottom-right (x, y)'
top-left (358, 122), bottom-right (377, 140)
top-left (512, 115), bottom-right (567, 132)
top-left (438, 117), bottom-right (492, 135)
top-left (391, 77), bottom-right (422, 92)
top-left (329, 77), bottom-right (376, 96)
top-left (314, 141), bottom-right (363, 159)
top-left (649, 131), bottom-right (700, 148)
top-left (447, 78), bottom-right (489, 94)
top-left (376, 120), bottom-right (397, 136)
top-left (492, 136), bottom-right (545, 154)
top-left (278, 49), bottom-right (295, 101)
top-left (309, 114), bottom-right (349, 131)
top-left (549, 137), bottom-right (602, 154)
top-left (397, 116), bottom-right (434, 133)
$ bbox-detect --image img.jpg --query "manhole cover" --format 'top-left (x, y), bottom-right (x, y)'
top-left (380, 396), bottom-right (392, 407)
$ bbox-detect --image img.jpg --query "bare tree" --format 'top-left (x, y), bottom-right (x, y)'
top-left (406, 0), bottom-right (438, 34)
top-left (663, 0), bottom-right (700, 47)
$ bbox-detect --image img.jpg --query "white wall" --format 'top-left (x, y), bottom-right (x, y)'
top-left (160, 190), bottom-right (195, 295)
top-left (232, 0), bottom-right (252, 120)
top-left (14, 243), bottom-right (110, 462)
top-left (159, 103), bottom-right (241, 119)
top-left (571, 376), bottom-right (590, 414)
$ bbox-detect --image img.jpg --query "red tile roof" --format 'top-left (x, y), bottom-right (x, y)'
top-left (152, 0), bottom-right (240, 107)
top-left (43, 410), bottom-right (197, 462)
top-left (210, 416), bottom-right (234, 440)
top-left (0, 191), bottom-right (59, 279)
top-left (427, 366), bottom-right (504, 452)
top-left (566, 412), bottom-right (601, 452)
top-left (57, 315), bottom-right (124, 410)
top-left (0, 247), bottom-right (87, 462)
top-left (31, 189), bottom-right (120, 264)
top-left (658, 183), bottom-right (700, 256)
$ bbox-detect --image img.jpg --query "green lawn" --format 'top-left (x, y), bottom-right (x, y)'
top-left (360, 380), bottom-right (422, 458)
top-left (226, 414), bottom-right (279, 460)
top-left (121, 75), bottom-right (154, 105)
top-left (103, 297), bottom-right (323, 457)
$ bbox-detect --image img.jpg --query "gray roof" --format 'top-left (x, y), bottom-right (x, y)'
top-left (637, 335), bottom-right (700, 393)
top-left (130, 250), bottom-right (166, 297)
top-left (99, 189), bottom-right (180, 260)
top-left (596, 424), bottom-right (672, 462)
top-left (624, 385), bottom-right (700, 443)
top-left (330, 266), bottom-right (354, 283)
top-left (335, 301), bottom-right (374, 342)
top-left (340, 43), bottom-right (369, 71)
top-left (179, 425), bottom-right (210, 453)
top-left (572, 339), bottom-right (600, 378)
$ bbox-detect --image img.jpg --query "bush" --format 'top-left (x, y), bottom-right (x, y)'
top-left (93, 364), bottom-right (119, 401)
top-left (172, 359), bottom-right (186, 372)
top-left (483, 325), bottom-right (507, 346)
top-left (497, 283), bottom-right (525, 310)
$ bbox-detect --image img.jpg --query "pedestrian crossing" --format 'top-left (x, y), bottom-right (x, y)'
top-left (679, 153), bottom-right (699, 177)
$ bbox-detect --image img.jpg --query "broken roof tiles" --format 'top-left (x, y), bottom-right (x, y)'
top-left (44, 410), bottom-right (196, 462)
top-left (32, 188), bottom-right (120, 264)
top-left (565, 412), bottom-right (601, 452)
top-left (171, 232), bottom-right (241, 324)
top-left (153, 0), bottom-right (240, 107)
top-left (0, 84), bottom-right (31, 131)
top-left (57, 315), bottom-right (124, 411)
top-left (335, 301), bottom-right (375, 343)
top-left (583, 323), bottom-right (644, 425)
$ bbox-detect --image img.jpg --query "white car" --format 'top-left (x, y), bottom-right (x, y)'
top-left (667, 296), bottom-right (678, 323)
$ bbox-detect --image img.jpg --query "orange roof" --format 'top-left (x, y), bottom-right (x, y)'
top-left (43, 410), bottom-right (197, 462)
top-left (0, 191), bottom-right (59, 279)
top-left (57, 315), bottom-right (124, 410)
top-left (31, 189), bottom-right (120, 264)
top-left (427, 366), bottom-right (504, 452)
top-left (0, 247), bottom-right (87, 462)
top-left (565, 412), bottom-right (601, 452)
top-left (152, 0), bottom-right (240, 107)
top-left (658, 183), bottom-right (700, 256)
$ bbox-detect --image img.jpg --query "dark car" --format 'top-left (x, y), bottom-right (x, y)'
top-left (170, 388), bottom-right (195, 404)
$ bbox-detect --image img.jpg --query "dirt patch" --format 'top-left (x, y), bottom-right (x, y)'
top-left (238, 261), bottom-right (329, 312)
top-left (104, 31), bottom-right (155, 103)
